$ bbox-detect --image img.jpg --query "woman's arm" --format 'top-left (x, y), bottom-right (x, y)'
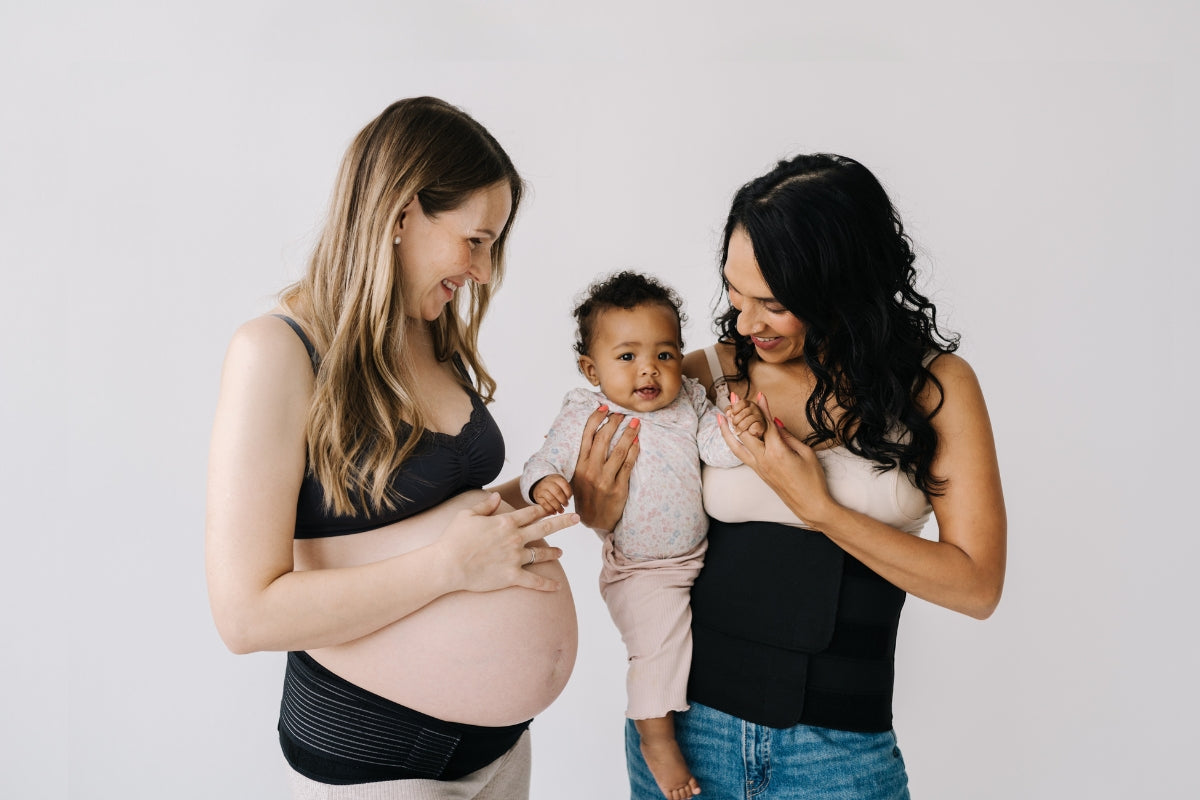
top-left (720, 354), bottom-right (1006, 619)
top-left (489, 477), bottom-right (529, 510)
top-left (205, 317), bottom-right (576, 654)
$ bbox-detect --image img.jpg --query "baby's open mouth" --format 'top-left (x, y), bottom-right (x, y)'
top-left (634, 386), bottom-right (661, 400)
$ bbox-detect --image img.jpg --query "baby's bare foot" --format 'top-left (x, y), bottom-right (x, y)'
top-left (636, 717), bottom-right (700, 799)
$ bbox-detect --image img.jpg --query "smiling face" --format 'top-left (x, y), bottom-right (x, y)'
top-left (577, 303), bottom-right (684, 413)
top-left (723, 225), bottom-right (808, 364)
top-left (394, 180), bottom-right (513, 322)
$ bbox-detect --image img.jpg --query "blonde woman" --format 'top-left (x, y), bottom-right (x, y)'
top-left (205, 97), bottom-right (629, 799)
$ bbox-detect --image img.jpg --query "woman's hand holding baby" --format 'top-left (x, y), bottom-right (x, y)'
top-left (570, 405), bottom-right (640, 531)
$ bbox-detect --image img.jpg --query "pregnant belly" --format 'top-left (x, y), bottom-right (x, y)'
top-left (294, 490), bottom-right (579, 727)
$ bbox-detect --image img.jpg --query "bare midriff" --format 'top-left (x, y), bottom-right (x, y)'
top-left (293, 490), bottom-right (578, 727)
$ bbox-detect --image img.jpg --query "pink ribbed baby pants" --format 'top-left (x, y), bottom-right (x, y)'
top-left (598, 533), bottom-right (707, 720)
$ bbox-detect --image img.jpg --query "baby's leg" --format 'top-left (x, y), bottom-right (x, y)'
top-left (598, 536), bottom-right (707, 799)
top-left (634, 714), bottom-right (700, 799)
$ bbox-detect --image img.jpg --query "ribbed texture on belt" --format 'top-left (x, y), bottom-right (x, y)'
top-left (279, 651), bottom-right (460, 779)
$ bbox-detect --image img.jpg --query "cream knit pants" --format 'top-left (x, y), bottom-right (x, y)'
top-left (598, 533), bottom-right (707, 720)
top-left (285, 731), bottom-right (531, 800)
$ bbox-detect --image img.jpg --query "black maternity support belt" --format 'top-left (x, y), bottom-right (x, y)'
top-left (689, 518), bottom-right (906, 733)
top-left (278, 651), bottom-right (530, 784)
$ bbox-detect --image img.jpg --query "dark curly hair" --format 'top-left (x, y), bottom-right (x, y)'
top-left (717, 153), bottom-right (959, 496)
top-left (573, 271), bottom-right (687, 356)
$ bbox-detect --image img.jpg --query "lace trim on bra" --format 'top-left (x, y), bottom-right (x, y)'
top-left (399, 391), bottom-right (489, 453)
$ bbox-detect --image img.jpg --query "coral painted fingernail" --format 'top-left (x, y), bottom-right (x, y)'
top-left (598, 404), bottom-right (609, 412)
top-left (757, 391), bottom-right (765, 403)
top-left (729, 391), bottom-right (739, 404)
top-left (630, 418), bottom-right (640, 428)
top-left (774, 417), bottom-right (784, 427)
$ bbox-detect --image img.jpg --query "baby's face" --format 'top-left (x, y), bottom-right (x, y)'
top-left (578, 303), bottom-right (684, 413)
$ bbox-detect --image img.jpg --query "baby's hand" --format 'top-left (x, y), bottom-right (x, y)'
top-left (727, 391), bottom-right (767, 439)
top-left (531, 474), bottom-right (574, 515)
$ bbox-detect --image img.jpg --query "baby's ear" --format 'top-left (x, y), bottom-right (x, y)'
top-left (577, 355), bottom-right (601, 386)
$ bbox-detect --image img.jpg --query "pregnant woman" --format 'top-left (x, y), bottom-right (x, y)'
top-left (205, 97), bottom-right (605, 800)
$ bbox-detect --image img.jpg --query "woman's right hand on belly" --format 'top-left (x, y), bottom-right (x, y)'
top-left (433, 492), bottom-right (576, 593)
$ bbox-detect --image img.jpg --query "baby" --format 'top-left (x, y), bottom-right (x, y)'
top-left (521, 271), bottom-right (763, 800)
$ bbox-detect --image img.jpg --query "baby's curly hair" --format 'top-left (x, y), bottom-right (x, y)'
top-left (573, 271), bottom-right (687, 356)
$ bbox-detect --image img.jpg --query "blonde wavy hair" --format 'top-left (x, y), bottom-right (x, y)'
top-left (279, 97), bottom-right (523, 516)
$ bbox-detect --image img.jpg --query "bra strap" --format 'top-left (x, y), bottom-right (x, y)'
top-left (272, 314), bottom-right (320, 375)
top-left (450, 352), bottom-right (472, 383)
top-left (702, 346), bottom-right (723, 384)
top-left (703, 345), bottom-right (731, 407)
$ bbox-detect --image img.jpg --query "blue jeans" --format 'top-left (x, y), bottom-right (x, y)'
top-left (625, 702), bottom-right (910, 800)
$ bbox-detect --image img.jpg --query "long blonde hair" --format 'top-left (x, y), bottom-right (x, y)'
top-left (280, 97), bottom-right (522, 516)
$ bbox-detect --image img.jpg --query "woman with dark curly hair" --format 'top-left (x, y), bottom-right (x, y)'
top-left (574, 153), bottom-right (1006, 799)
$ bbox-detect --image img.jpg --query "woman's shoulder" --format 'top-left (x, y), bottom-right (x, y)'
top-left (920, 351), bottom-right (988, 422)
top-left (210, 314), bottom-right (315, 490)
top-left (224, 312), bottom-right (319, 386)
top-left (231, 311), bottom-right (299, 341)
top-left (926, 351), bottom-right (979, 389)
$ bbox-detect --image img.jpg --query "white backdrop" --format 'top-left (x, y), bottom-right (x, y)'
top-left (3, 2), bottom-right (1197, 798)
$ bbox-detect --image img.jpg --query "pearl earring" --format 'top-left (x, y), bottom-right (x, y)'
top-left (393, 236), bottom-right (401, 245)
